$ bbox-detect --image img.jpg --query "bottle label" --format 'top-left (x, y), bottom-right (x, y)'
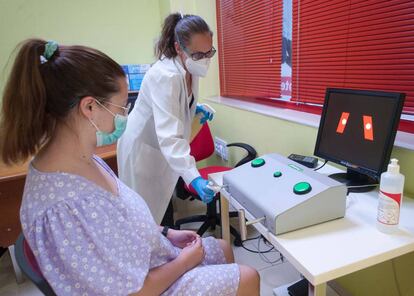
top-left (377, 191), bottom-right (401, 225)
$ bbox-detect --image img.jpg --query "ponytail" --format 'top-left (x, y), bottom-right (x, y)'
top-left (0, 39), bottom-right (51, 164)
top-left (156, 13), bottom-right (212, 60)
top-left (156, 13), bottom-right (182, 60)
top-left (0, 39), bottom-right (125, 165)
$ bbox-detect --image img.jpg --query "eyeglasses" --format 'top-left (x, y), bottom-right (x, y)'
top-left (184, 46), bottom-right (216, 61)
top-left (95, 98), bottom-right (131, 116)
top-left (105, 101), bottom-right (131, 116)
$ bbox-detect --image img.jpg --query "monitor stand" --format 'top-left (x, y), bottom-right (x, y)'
top-left (329, 169), bottom-right (378, 193)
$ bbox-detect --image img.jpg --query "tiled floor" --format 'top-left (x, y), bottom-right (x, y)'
top-left (0, 226), bottom-right (301, 296)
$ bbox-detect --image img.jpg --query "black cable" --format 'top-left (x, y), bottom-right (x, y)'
top-left (241, 244), bottom-right (274, 254)
top-left (258, 238), bottom-right (282, 264)
top-left (240, 235), bottom-right (275, 254)
top-left (240, 235), bottom-right (283, 265)
top-left (262, 237), bottom-right (273, 246)
top-left (314, 160), bottom-right (328, 171)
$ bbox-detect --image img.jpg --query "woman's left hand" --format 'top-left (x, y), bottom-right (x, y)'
top-left (167, 229), bottom-right (200, 248)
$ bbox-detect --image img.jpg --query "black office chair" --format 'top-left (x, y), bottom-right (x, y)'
top-left (174, 123), bottom-right (257, 246)
top-left (14, 233), bottom-right (56, 296)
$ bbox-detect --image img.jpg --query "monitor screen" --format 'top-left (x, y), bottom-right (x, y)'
top-left (314, 89), bottom-right (404, 180)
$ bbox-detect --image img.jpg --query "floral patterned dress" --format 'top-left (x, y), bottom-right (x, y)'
top-left (20, 156), bottom-right (240, 295)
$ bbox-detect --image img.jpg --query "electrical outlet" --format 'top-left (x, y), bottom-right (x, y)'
top-left (214, 137), bottom-right (228, 161)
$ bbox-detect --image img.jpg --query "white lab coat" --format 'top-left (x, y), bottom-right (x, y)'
top-left (117, 57), bottom-right (200, 224)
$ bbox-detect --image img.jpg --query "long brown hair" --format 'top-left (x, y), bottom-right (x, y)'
top-left (156, 13), bottom-right (212, 60)
top-left (0, 39), bottom-right (125, 165)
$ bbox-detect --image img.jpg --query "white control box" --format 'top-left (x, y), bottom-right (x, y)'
top-left (223, 153), bottom-right (347, 235)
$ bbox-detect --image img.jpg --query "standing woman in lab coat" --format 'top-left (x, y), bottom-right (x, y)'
top-left (117, 13), bottom-right (217, 223)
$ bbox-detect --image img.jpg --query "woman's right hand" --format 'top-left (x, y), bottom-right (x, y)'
top-left (190, 177), bottom-right (215, 203)
top-left (177, 237), bottom-right (205, 271)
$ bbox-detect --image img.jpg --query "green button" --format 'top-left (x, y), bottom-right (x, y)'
top-left (293, 182), bottom-right (312, 195)
top-left (251, 158), bottom-right (265, 168)
top-left (273, 171), bottom-right (282, 178)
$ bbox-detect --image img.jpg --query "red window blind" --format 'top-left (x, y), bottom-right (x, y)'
top-left (216, 0), bottom-right (283, 99)
top-left (292, 0), bottom-right (414, 117)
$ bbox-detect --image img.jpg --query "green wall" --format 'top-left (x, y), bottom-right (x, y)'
top-left (159, 0), bottom-right (172, 21)
top-left (0, 0), bottom-right (164, 96)
top-left (2, 0), bottom-right (414, 295)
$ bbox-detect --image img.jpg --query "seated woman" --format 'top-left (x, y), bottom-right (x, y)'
top-left (0, 39), bottom-right (260, 295)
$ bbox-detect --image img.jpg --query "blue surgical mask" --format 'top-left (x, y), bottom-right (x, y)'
top-left (89, 100), bottom-right (129, 147)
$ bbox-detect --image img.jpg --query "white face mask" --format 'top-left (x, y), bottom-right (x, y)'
top-left (185, 56), bottom-right (211, 77)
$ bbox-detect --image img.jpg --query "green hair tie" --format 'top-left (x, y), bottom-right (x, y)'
top-left (40, 40), bottom-right (58, 64)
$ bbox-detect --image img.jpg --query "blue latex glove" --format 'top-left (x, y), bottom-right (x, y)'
top-left (190, 177), bottom-right (215, 203)
top-left (195, 104), bottom-right (214, 124)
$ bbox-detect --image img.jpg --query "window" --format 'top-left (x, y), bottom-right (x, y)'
top-left (216, 0), bottom-right (283, 99)
top-left (292, 0), bottom-right (414, 132)
top-left (217, 0), bottom-right (414, 133)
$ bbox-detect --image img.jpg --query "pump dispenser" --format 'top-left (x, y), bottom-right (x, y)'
top-left (377, 159), bottom-right (405, 233)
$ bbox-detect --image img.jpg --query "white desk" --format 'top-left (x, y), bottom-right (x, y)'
top-left (209, 165), bottom-right (414, 296)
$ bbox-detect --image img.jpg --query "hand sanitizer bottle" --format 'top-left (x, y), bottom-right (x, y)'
top-left (377, 159), bottom-right (405, 233)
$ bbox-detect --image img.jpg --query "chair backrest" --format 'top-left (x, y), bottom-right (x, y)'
top-left (190, 123), bottom-right (215, 162)
top-left (15, 233), bottom-right (56, 296)
top-left (23, 239), bottom-right (43, 276)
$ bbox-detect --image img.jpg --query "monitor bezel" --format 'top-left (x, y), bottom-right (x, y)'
top-left (314, 88), bottom-right (405, 180)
